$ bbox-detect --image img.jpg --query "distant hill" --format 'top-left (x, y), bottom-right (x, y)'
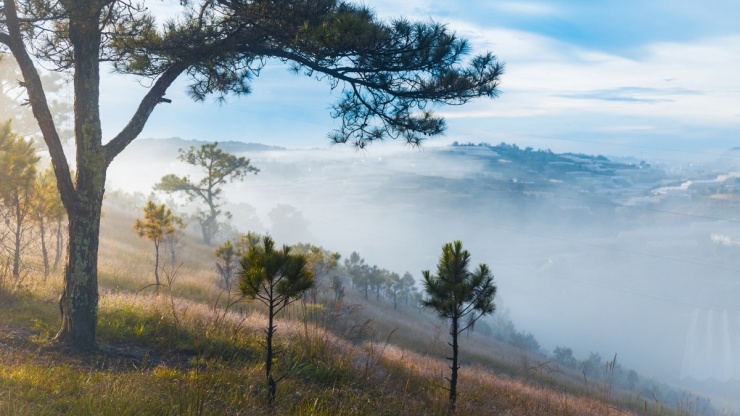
top-left (125, 137), bottom-right (285, 159)
top-left (715, 147), bottom-right (740, 171)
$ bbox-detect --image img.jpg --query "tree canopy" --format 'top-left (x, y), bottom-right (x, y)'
top-left (0, 120), bottom-right (39, 279)
top-left (0, 0), bottom-right (503, 351)
top-left (155, 142), bottom-right (259, 245)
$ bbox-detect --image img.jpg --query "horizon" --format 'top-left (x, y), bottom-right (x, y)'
top-left (96, 0), bottom-right (739, 162)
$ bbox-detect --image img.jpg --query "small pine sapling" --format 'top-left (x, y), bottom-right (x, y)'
top-left (133, 201), bottom-right (183, 294)
top-left (239, 236), bottom-right (314, 404)
top-left (422, 240), bottom-right (497, 413)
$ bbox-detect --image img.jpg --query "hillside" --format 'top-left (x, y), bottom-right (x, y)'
top-left (0, 196), bottom-right (719, 415)
top-left (109, 139), bottom-right (740, 391)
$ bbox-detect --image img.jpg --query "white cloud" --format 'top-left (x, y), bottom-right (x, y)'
top-left (434, 19), bottom-right (740, 128)
top-left (491, 1), bottom-right (561, 17)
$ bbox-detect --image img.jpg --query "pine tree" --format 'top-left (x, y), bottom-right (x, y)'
top-left (133, 201), bottom-right (183, 294)
top-left (422, 241), bottom-right (497, 413)
top-left (155, 143), bottom-right (259, 245)
top-left (2, 0), bottom-right (502, 351)
top-left (239, 236), bottom-right (314, 404)
top-left (0, 121), bottom-right (39, 279)
top-left (32, 167), bottom-right (66, 279)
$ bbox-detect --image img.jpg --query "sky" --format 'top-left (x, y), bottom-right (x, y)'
top-left (99, 0), bottom-right (740, 161)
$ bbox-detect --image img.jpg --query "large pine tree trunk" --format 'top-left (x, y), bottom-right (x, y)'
top-left (56, 180), bottom-right (104, 350)
top-left (54, 1), bottom-right (105, 351)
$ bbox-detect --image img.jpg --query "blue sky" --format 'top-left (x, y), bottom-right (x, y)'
top-left (101, 0), bottom-right (740, 160)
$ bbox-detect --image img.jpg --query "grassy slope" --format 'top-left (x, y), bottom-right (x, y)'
top-left (0, 204), bottom-right (700, 415)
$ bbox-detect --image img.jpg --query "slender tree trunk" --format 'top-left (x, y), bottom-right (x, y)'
top-left (12, 195), bottom-right (22, 279)
top-left (225, 264), bottom-right (232, 289)
top-left (167, 235), bottom-right (177, 265)
top-left (449, 316), bottom-right (459, 413)
top-left (266, 299), bottom-right (276, 404)
top-left (53, 218), bottom-right (63, 273)
top-left (154, 240), bottom-right (160, 294)
top-left (40, 216), bottom-right (49, 278)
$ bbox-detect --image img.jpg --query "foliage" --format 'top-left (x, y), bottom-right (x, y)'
top-left (215, 231), bottom-right (263, 290)
top-left (0, 121), bottom-right (40, 279)
top-left (239, 235), bottom-right (314, 404)
top-left (155, 142), bottom-right (259, 245)
top-left (31, 167), bottom-right (66, 278)
top-left (1, 0), bottom-right (502, 351)
top-left (399, 272), bottom-right (418, 307)
top-left (345, 251), bottom-right (369, 300)
top-left (367, 265), bottom-right (388, 301)
top-left (293, 243), bottom-right (340, 303)
top-left (422, 240), bottom-right (497, 412)
top-left (0, 56), bottom-right (72, 143)
top-left (552, 346), bottom-right (578, 369)
top-left (385, 271), bottom-right (401, 309)
top-left (214, 240), bottom-right (238, 290)
top-left (330, 275), bottom-right (345, 303)
top-left (133, 201), bottom-right (184, 294)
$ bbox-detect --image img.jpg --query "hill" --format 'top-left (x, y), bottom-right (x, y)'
top-left (0, 193), bottom-right (720, 415)
top-left (105, 138), bottom-right (740, 405)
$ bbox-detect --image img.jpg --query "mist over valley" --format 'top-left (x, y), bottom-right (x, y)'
top-left (107, 137), bottom-right (740, 407)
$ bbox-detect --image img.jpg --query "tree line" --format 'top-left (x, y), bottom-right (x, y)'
top-left (0, 120), bottom-right (66, 283)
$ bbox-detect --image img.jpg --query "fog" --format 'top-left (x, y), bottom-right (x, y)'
top-left (108, 137), bottom-right (740, 404)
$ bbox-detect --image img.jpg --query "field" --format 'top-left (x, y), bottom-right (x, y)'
top-left (0, 203), bottom-right (714, 415)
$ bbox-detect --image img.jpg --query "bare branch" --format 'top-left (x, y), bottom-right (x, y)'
top-left (104, 61), bottom-right (188, 163)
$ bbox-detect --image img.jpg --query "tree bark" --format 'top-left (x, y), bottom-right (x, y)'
top-left (54, 1), bottom-right (105, 351)
top-left (56, 185), bottom-right (104, 351)
top-left (200, 216), bottom-right (215, 246)
top-left (53, 219), bottom-right (63, 273)
top-left (266, 299), bottom-right (276, 404)
top-left (12, 194), bottom-right (22, 279)
top-left (40, 216), bottom-right (49, 278)
top-left (449, 316), bottom-right (459, 413)
top-left (154, 240), bottom-right (160, 294)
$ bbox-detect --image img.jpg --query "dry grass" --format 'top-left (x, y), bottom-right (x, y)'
top-left (0, 204), bottom-right (714, 415)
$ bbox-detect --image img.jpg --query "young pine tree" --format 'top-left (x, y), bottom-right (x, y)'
top-left (239, 236), bottom-right (313, 405)
top-left (0, 121), bottom-right (39, 279)
top-left (215, 240), bottom-right (238, 290)
top-left (133, 201), bottom-right (183, 294)
top-left (422, 241), bottom-right (497, 413)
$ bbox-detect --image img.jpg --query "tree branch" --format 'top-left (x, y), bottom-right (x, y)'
top-left (2, 0), bottom-right (75, 211)
top-left (104, 60), bottom-right (189, 164)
